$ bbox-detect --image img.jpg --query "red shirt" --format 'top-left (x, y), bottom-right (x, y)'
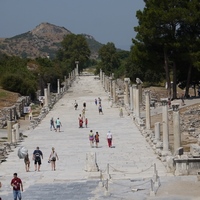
top-left (11, 177), bottom-right (22, 190)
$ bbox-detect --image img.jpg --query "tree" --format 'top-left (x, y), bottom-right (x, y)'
top-left (56, 34), bottom-right (91, 73)
top-left (133, 0), bottom-right (200, 98)
top-left (98, 42), bottom-right (120, 76)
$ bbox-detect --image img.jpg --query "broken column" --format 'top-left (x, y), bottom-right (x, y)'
top-left (57, 79), bottom-right (60, 95)
top-left (85, 152), bottom-right (99, 172)
top-left (135, 85), bottom-right (140, 118)
top-left (155, 122), bottom-right (161, 141)
top-left (124, 78), bottom-right (130, 106)
top-left (145, 90), bottom-right (151, 130)
top-left (172, 104), bottom-right (181, 153)
top-left (44, 88), bottom-right (48, 107)
top-left (112, 80), bottom-right (116, 104)
top-left (161, 98), bottom-right (170, 152)
top-left (129, 85), bottom-right (133, 111)
top-left (7, 120), bottom-right (12, 143)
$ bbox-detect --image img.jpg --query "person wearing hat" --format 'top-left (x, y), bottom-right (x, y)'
top-left (10, 173), bottom-right (23, 200)
top-left (49, 147), bottom-right (59, 171)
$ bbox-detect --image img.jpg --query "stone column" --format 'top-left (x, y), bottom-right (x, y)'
top-left (129, 85), bottom-right (133, 111)
top-left (102, 72), bottom-right (105, 88)
top-left (135, 86), bottom-right (140, 118)
top-left (13, 123), bottom-right (19, 141)
top-left (112, 80), bottom-right (116, 104)
top-left (138, 84), bottom-right (142, 104)
top-left (57, 79), bottom-right (60, 95)
top-left (155, 122), bottom-right (161, 141)
top-left (172, 104), bottom-right (181, 153)
top-left (64, 76), bottom-right (67, 91)
top-left (124, 78), bottom-right (130, 106)
top-left (75, 61), bottom-right (79, 77)
top-left (132, 85), bottom-right (137, 115)
top-left (11, 128), bottom-right (16, 143)
top-left (161, 98), bottom-right (169, 152)
top-left (44, 88), bottom-right (48, 107)
top-left (109, 77), bottom-right (113, 99)
top-left (7, 120), bottom-right (12, 143)
top-left (145, 91), bottom-right (151, 129)
top-left (100, 69), bottom-right (102, 83)
top-left (47, 83), bottom-right (50, 97)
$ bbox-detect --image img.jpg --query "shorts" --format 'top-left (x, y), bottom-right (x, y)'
top-left (56, 125), bottom-right (60, 128)
top-left (34, 159), bottom-right (41, 165)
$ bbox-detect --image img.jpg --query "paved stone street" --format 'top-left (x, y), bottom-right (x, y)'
top-left (0, 76), bottom-right (200, 200)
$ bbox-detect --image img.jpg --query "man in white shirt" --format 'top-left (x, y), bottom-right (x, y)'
top-left (107, 131), bottom-right (112, 147)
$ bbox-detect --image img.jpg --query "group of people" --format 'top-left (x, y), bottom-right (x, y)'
top-left (7, 147), bottom-right (59, 200)
top-left (89, 130), bottom-right (99, 148)
top-left (88, 130), bottom-right (113, 148)
top-left (50, 117), bottom-right (62, 132)
top-left (23, 146), bottom-right (59, 172)
top-left (95, 97), bottom-right (103, 114)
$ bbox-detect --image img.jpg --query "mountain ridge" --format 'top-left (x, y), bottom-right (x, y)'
top-left (0, 22), bottom-right (102, 59)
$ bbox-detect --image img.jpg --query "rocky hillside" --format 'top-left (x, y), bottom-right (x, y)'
top-left (0, 22), bottom-right (103, 59)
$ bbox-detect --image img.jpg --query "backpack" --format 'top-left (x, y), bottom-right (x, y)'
top-left (35, 152), bottom-right (41, 161)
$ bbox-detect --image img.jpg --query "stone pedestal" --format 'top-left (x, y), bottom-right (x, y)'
top-left (85, 152), bottom-right (99, 172)
top-left (154, 122), bottom-right (160, 141)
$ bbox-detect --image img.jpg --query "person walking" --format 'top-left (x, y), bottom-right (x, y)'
top-left (11, 173), bottom-right (23, 200)
top-left (49, 147), bottom-right (59, 171)
top-left (119, 107), bottom-right (123, 117)
top-left (95, 99), bottom-right (97, 106)
top-left (95, 132), bottom-right (99, 148)
top-left (89, 130), bottom-right (94, 148)
top-left (74, 100), bottom-right (78, 110)
top-left (85, 118), bottom-right (88, 128)
top-left (50, 117), bottom-right (55, 131)
top-left (24, 152), bottom-right (30, 172)
top-left (33, 147), bottom-right (43, 171)
top-left (98, 104), bottom-right (103, 114)
top-left (55, 118), bottom-right (62, 132)
top-left (107, 131), bottom-right (112, 148)
top-left (83, 102), bottom-right (86, 110)
top-left (78, 114), bottom-right (83, 128)
top-left (82, 108), bottom-right (86, 119)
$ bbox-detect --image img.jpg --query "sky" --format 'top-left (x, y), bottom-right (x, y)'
top-left (0, 1), bottom-right (145, 51)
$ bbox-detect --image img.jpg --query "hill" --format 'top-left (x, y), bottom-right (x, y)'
top-left (0, 22), bottom-right (103, 59)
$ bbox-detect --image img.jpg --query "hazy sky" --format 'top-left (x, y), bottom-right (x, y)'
top-left (0, 1), bottom-right (145, 50)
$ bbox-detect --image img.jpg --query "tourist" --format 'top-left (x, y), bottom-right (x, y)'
top-left (49, 147), bottom-right (59, 171)
top-left (50, 117), bottom-right (55, 131)
top-left (85, 118), bottom-right (88, 128)
top-left (83, 102), bottom-right (86, 109)
top-left (78, 114), bottom-right (83, 128)
top-left (55, 118), bottom-right (62, 132)
top-left (95, 99), bottom-right (97, 106)
top-left (98, 104), bottom-right (103, 114)
top-left (82, 108), bottom-right (86, 119)
top-left (24, 152), bottom-right (30, 172)
top-left (119, 107), bottom-right (123, 117)
top-left (95, 132), bottom-right (99, 148)
top-left (107, 131), bottom-right (112, 147)
top-left (11, 173), bottom-right (23, 200)
top-left (33, 147), bottom-right (43, 171)
top-left (74, 100), bottom-right (78, 110)
top-left (89, 130), bottom-right (94, 148)
top-left (98, 97), bottom-right (101, 105)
